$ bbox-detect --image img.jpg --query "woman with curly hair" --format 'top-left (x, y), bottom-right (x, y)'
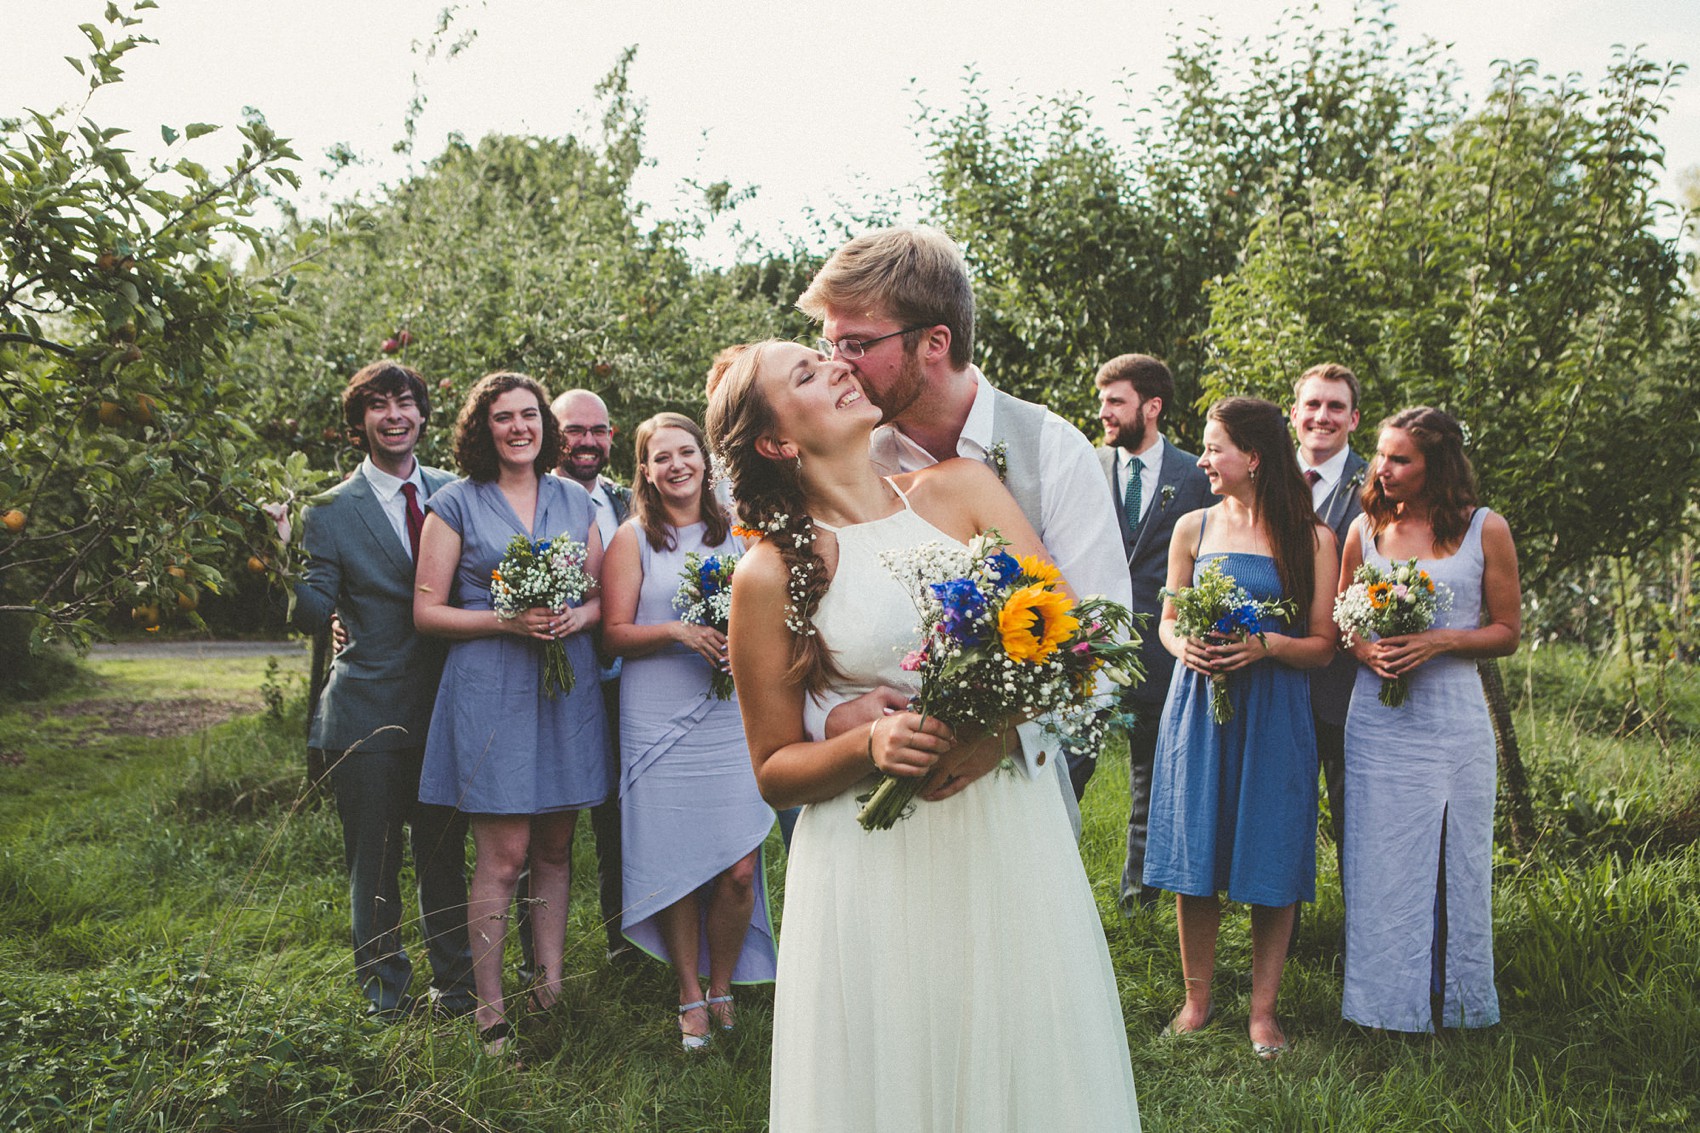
top-left (1341, 407), bottom-right (1521, 1033)
top-left (415, 372), bottom-right (610, 1052)
top-left (707, 340), bottom-right (1139, 1131)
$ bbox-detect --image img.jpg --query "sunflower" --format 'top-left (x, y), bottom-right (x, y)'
top-left (1367, 581), bottom-right (1392, 610)
top-left (998, 584), bottom-right (1079, 662)
top-left (1016, 555), bottom-right (1062, 587)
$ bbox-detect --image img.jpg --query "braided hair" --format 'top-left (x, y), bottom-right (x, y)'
top-left (704, 341), bottom-right (846, 695)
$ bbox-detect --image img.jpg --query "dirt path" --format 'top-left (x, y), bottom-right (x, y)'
top-left (91, 640), bottom-right (304, 661)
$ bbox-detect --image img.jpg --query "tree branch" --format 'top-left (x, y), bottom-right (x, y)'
top-left (0, 332), bottom-right (77, 357)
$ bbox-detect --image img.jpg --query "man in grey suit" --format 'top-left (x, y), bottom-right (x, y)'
top-left (1095, 354), bottom-right (1212, 915)
top-left (1290, 362), bottom-right (1367, 879)
top-left (552, 388), bottom-right (632, 963)
top-left (295, 361), bottom-right (474, 1020)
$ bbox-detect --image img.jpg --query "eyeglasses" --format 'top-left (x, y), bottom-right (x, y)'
top-left (816, 325), bottom-right (929, 361)
top-left (561, 425), bottom-right (613, 440)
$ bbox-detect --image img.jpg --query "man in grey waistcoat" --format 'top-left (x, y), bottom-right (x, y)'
top-left (1290, 362), bottom-right (1367, 881)
top-left (295, 361), bottom-right (475, 1020)
top-left (1094, 354), bottom-right (1211, 914)
top-left (794, 226), bottom-right (1133, 838)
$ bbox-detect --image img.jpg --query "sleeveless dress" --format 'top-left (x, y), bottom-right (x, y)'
top-left (418, 475), bottom-right (610, 814)
top-left (768, 485), bottom-right (1140, 1133)
top-left (1342, 508), bottom-right (1499, 1032)
top-left (1142, 515), bottom-right (1319, 906)
top-left (618, 521), bottom-right (776, 984)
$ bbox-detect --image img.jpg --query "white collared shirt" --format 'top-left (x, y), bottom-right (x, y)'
top-left (585, 479), bottom-right (620, 546)
top-left (1299, 445), bottom-right (1351, 510)
top-left (1115, 436), bottom-right (1166, 527)
top-left (360, 457), bottom-right (425, 560)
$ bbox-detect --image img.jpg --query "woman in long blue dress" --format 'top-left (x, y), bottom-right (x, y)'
top-left (602, 412), bottom-right (775, 1051)
top-left (1340, 407), bottom-right (1521, 1032)
top-left (1143, 396), bottom-right (1339, 1059)
top-left (415, 372), bottom-right (610, 1050)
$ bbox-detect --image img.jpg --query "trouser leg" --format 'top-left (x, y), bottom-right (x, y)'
top-left (1315, 714), bottom-right (1347, 880)
top-left (593, 674), bottom-right (626, 956)
top-left (326, 746), bottom-right (413, 1015)
top-left (1120, 708), bottom-right (1161, 914)
top-left (410, 778), bottom-right (475, 1012)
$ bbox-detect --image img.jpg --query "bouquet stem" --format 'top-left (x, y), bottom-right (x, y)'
top-left (856, 773), bottom-right (924, 831)
top-left (540, 641), bottom-right (575, 699)
top-left (1378, 675), bottom-right (1408, 708)
top-left (709, 669), bottom-right (734, 701)
top-left (1209, 674), bottom-right (1234, 724)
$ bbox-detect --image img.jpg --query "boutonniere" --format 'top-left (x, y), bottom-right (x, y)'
top-left (1345, 468), bottom-right (1368, 492)
top-left (1160, 484), bottom-right (1177, 509)
top-left (988, 440), bottom-right (1009, 482)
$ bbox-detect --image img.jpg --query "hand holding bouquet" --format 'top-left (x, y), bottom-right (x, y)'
top-left (1162, 558), bottom-right (1296, 724)
top-left (857, 531), bottom-right (1144, 831)
top-left (674, 550), bottom-right (740, 699)
top-left (491, 533), bottom-right (594, 697)
top-left (1333, 558), bottom-right (1452, 707)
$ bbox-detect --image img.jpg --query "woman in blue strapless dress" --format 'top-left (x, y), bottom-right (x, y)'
top-left (601, 412), bottom-right (774, 1051)
top-left (1143, 397), bottom-right (1340, 1060)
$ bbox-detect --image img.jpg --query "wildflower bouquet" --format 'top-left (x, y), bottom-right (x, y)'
top-left (857, 531), bottom-right (1143, 831)
top-left (490, 533), bottom-right (594, 697)
top-left (674, 550), bottom-right (741, 699)
top-left (1333, 558), bottom-right (1452, 707)
top-left (1162, 558), bottom-right (1296, 724)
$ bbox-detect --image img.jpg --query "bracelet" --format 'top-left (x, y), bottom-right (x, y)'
top-left (866, 720), bottom-right (879, 771)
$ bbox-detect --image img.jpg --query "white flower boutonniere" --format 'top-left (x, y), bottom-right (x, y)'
top-left (988, 440), bottom-right (1009, 482)
top-left (1160, 484), bottom-right (1177, 510)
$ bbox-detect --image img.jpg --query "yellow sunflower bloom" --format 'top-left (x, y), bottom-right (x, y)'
top-left (1367, 581), bottom-right (1391, 609)
top-left (998, 584), bottom-right (1079, 662)
top-left (1016, 555), bottom-right (1062, 587)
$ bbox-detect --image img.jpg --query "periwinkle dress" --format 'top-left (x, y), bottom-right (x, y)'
top-left (1143, 523), bottom-right (1319, 906)
top-left (619, 521), bottom-right (776, 983)
top-left (1343, 508), bottom-right (1499, 1032)
top-left (419, 475), bottom-right (610, 815)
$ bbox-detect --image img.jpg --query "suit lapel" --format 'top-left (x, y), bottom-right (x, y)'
top-left (1126, 445), bottom-right (1186, 566)
top-left (348, 470), bottom-right (414, 578)
top-left (1098, 448), bottom-right (1132, 556)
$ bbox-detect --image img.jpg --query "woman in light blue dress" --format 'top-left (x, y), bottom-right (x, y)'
top-left (1143, 397), bottom-right (1339, 1059)
top-left (415, 372), bottom-right (610, 1050)
top-left (1340, 407), bottom-right (1521, 1033)
top-left (602, 412), bottom-right (774, 1050)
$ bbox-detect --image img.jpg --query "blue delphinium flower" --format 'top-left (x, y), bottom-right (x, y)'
top-left (698, 555), bottom-right (722, 595)
top-left (930, 577), bottom-right (988, 646)
top-left (982, 550), bottom-right (1021, 587)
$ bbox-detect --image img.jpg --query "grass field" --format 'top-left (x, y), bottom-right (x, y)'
top-left (0, 645), bottom-right (1695, 1130)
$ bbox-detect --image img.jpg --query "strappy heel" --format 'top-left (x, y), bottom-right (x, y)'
top-left (706, 992), bottom-right (735, 1032)
top-left (677, 999), bottom-right (712, 1051)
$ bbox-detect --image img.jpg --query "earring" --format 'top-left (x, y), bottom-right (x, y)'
top-left (794, 452), bottom-right (803, 473)
top-left (1249, 466), bottom-right (1258, 481)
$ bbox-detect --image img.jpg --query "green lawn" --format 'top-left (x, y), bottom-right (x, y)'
top-left (0, 645), bottom-right (1695, 1130)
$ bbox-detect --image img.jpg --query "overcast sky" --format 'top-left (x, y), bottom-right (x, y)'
top-left (4, 0), bottom-right (1696, 263)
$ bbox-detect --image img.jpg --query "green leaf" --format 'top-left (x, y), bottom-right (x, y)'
top-left (160, 125), bottom-right (178, 145)
top-left (184, 122), bottom-right (218, 140)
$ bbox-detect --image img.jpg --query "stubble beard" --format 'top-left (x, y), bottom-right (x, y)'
top-left (873, 349), bottom-right (927, 426)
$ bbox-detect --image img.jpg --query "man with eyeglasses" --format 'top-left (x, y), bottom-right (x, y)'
top-left (547, 388), bottom-right (632, 964)
top-left (795, 226), bottom-right (1132, 838)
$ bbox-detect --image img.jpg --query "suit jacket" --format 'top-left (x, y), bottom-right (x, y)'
top-left (293, 463), bottom-right (456, 752)
top-left (1099, 442), bottom-right (1212, 706)
top-left (600, 477), bottom-right (632, 526)
top-left (1310, 448), bottom-right (1368, 725)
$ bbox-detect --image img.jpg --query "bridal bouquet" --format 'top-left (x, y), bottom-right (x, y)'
top-left (490, 533), bottom-right (594, 697)
top-left (857, 531), bottom-right (1143, 831)
top-left (1162, 558), bottom-right (1296, 724)
top-left (1333, 558), bottom-right (1452, 707)
top-left (674, 550), bottom-right (741, 699)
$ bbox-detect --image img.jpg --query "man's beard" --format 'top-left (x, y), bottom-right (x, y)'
top-left (559, 447), bottom-right (607, 484)
top-left (1108, 415), bottom-right (1147, 452)
top-left (872, 349), bottom-right (926, 425)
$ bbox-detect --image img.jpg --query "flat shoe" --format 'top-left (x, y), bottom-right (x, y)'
top-left (1161, 1005), bottom-right (1215, 1037)
top-left (478, 1020), bottom-right (513, 1056)
top-left (1253, 1038), bottom-right (1290, 1061)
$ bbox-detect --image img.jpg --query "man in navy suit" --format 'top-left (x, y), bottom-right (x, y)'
top-left (1290, 363), bottom-right (1368, 880)
top-left (1095, 354), bottom-right (1211, 915)
top-left (295, 362), bottom-right (474, 1020)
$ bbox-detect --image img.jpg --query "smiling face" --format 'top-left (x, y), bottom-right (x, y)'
top-left (487, 387), bottom-right (546, 474)
top-left (1197, 418), bottom-right (1258, 496)
top-left (1097, 379), bottom-right (1158, 452)
top-left (360, 390), bottom-right (423, 471)
top-left (640, 424), bottom-right (707, 509)
top-left (1372, 425), bottom-right (1427, 503)
top-left (757, 341), bottom-right (879, 456)
top-left (553, 391), bottom-right (612, 486)
top-left (819, 306), bottom-right (926, 424)
top-left (1290, 375), bottom-right (1360, 465)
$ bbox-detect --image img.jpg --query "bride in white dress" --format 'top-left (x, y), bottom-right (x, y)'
top-left (707, 341), bottom-right (1140, 1132)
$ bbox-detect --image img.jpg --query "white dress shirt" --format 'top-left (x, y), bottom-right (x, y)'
top-left (1114, 436), bottom-right (1166, 527)
top-left (817, 367), bottom-right (1134, 779)
top-left (1300, 445), bottom-right (1352, 510)
top-left (360, 457), bottom-right (426, 561)
top-left (585, 479), bottom-right (620, 546)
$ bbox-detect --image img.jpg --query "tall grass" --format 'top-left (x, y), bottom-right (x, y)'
top-left (0, 645), bottom-right (1695, 1130)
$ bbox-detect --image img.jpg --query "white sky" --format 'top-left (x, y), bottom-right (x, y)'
top-left (4, 0), bottom-right (1697, 264)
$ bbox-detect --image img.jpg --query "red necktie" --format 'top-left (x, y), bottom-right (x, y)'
top-left (400, 482), bottom-right (424, 561)
top-left (1305, 469), bottom-right (1322, 487)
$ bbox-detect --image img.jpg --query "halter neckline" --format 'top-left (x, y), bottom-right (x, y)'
top-left (809, 477), bottom-right (911, 534)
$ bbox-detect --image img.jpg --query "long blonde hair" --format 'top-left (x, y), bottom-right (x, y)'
top-left (629, 412), bottom-right (730, 552)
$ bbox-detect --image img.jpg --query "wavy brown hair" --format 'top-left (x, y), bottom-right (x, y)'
top-left (1208, 397), bottom-right (1320, 625)
top-left (451, 372), bottom-right (560, 481)
top-left (1361, 406), bottom-right (1478, 555)
top-left (630, 412), bottom-right (732, 553)
top-left (704, 341), bottom-right (845, 695)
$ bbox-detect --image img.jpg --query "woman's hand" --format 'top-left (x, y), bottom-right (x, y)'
top-left (1368, 629), bottom-right (1455, 677)
top-left (1203, 631), bottom-right (1275, 674)
top-left (503, 605), bottom-right (559, 641)
top-left (920, 727), bottom-right (1008, 801)
top-left (1179, 635), bottom-right (1219, 676)
top-left (552, 604), bottom-right (595, 639)
top-left (869, 711), bottom-right (954, 779)
top-left (672, 620), bottom-right (729, 669)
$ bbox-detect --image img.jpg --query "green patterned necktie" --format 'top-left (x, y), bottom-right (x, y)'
top-left (1124, 455), bottom-right (1143, 532)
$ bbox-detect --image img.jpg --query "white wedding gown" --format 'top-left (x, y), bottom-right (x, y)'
top-left (769, 493), bottom-right (1141, 1132)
